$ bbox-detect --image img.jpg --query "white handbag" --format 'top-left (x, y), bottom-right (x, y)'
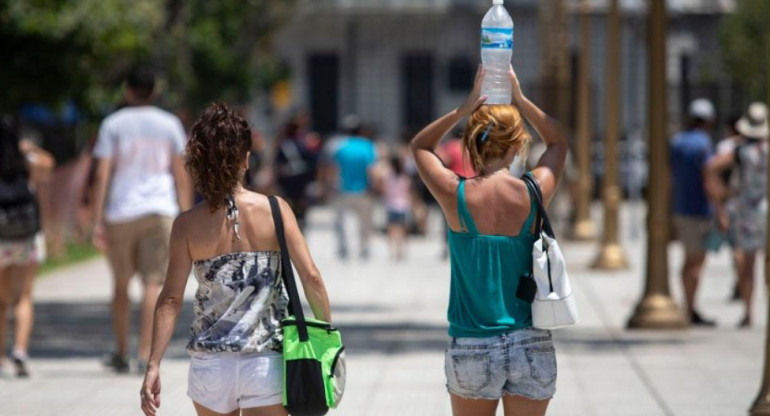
top-left (522, 174), bottom-right (579, 330)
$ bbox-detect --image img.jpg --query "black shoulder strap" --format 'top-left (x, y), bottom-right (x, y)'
top-left (522, 173), bottom-right (555, 239)
top-left (268, 195), bottom-right (309, 342)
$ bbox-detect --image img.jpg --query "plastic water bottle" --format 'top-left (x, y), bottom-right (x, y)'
top-left (480, 0), bottom-right (514, 105)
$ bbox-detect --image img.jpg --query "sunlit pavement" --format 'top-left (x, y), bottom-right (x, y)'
top-left (0, 202), bottom-right (764, 416)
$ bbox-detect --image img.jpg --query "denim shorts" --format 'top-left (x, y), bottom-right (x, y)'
top-left (445, 328), bottom-right (557, 401)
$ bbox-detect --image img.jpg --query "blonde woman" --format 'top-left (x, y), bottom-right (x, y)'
top-left (410, 66), bottom-right (568, 416)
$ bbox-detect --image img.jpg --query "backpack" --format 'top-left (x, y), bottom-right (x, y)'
top-left (0, 176), bottom-right (40, 240)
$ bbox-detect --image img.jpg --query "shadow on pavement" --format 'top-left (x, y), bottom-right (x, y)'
top-left (553, 329), bottom-right (688, 353)
top-left (25, 301), bottom-right (450, 360)
top-left (28, 301), bottom-right (194, 360)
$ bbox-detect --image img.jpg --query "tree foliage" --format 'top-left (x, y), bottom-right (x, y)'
top-left (719, 0), bottom-right (769, 101)
top-left (0, 0), bottom-right (296, 117)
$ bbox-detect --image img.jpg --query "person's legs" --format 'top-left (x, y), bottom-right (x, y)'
top-left (112, 275), bottom-right (132, 359)
top-left (730, 249), bottom-right (742, 302)
top-left (450, 395), bottom-right (499, 416)
top-left (502, 395), bottom-right (550, 416)
top-left (393, 223), bottom-right (407, 261)
top-left (738, 250), bottom-right (756, 326)
top-left (0, 266), bottom-right (13, 368)
top-left (105, 220), bottom-right (138, 365)
top-left (137, 216), bottom-right (172, 363)
top-left (352, 195), bottom-right (374, 258)
top-left (334, 195), bottom-right (348, 258)
top-left (192, 402), bottom-right (239, 416)
top-left (9, 262), bottom-right (36, 376)
top-left (681, 250), bottom-right (707, 317)
top-left (12, 262), bottom-right (36, 355)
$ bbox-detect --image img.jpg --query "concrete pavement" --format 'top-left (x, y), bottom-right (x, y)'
top-left (0, 203), bottom-right (765, 416)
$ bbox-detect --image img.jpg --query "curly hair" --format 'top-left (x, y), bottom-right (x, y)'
top-left (186, 102), bottom-right (252, 211)
top-left (463, 105), bottom-right (530, 175)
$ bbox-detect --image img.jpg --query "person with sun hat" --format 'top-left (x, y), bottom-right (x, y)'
top-left (706, 102), bottom-right (769, 328)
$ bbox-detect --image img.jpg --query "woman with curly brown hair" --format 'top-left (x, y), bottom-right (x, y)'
top-left (410, 65), bottom-right (568, 416)
top-left (140, 103), bottom-right (331, 416)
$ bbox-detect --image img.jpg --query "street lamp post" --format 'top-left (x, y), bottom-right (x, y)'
top-left (626, 0), bottom-right (687, 329)
top-left (572, 0), bottom-right (596, 241)
top-left (592, 0), bottom-right (628, 269)
top-left (749, 4), bottom-right (770, 414)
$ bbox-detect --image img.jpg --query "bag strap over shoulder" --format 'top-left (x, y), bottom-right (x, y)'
top-left (268, 195), bottom-right (309, 342)
top-left (521, 173), bottom-right (555, 239)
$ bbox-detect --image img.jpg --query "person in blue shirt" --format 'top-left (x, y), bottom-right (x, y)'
top-left (328, 116), bottom-right (378, 259)
top-left (670, 98), bottom-right (717, 327)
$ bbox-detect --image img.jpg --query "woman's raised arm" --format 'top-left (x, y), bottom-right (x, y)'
top-left (509, 66), bottom-right (568, 205)
top-left (410, 66), bottom-right (487, 203)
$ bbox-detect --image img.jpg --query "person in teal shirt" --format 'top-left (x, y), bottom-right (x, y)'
top-left (330, 116), bottom-right (378, 259)
top-left (410, 65), bottom-right (568, 416)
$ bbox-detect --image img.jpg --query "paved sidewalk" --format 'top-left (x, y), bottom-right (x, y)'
top-left (0, 203), bottom-right (765, 416)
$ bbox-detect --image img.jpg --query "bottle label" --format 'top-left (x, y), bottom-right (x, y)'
top-left (481, 27), bottom-right (513, 49)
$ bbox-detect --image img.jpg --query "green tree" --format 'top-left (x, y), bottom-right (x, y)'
top-left (0, 0), bottom-right (297, 116)
top-left (720, 0), bottom-right (769, 101)
top-left (161, 0), bottom-right (296, 110)
top-left (0, 0), bottom-right (163, 115)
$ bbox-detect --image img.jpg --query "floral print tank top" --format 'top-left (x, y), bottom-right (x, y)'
top-left (187, 251), bottom-right (288, 353)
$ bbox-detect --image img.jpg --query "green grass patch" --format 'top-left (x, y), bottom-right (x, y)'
top-left (39, 242), bottom-right (101, 275)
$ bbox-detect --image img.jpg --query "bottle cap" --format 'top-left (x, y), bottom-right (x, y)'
top-left (493, 0), bottom-right (503, 4)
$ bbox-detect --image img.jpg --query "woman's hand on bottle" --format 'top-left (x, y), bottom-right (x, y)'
top-left (509, 64), bottom-right (525, 106)
top-left (458, 65), bottom-right (487, 117)
top-left (140, 366), bottom-right (162, 416)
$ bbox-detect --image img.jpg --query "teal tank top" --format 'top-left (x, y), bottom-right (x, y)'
top-left (447, 177), bottom-right (537, 337)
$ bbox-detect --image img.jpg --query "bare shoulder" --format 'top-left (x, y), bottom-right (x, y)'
top-left (237, 191), bottom-right (274, 215)
top-left (173, 203), bottom-right (208, 235)
top-left (503, 175), bottom-right (532, 207)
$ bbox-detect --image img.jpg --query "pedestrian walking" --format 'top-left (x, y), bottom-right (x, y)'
top-left (274, 114), bottom-right (321, 230)
top-left (328, 115), bottom-right (378, 260)
top-left (139, 103), bottom-right (331, 416)
top-left (670, 98), bottom-right (717, 327)
top-left (706, 102), bottom-right (769, 328)
top-left (92, 67), bottom-right (192, 372)
top-left (384, 154), bottom-right (413, 261)
top-left (410, 65), bottom-right (567, 416)
top-left (0, 115), bottom-right (54, 378)
top-left (714, 116), bottom-right (744, 302)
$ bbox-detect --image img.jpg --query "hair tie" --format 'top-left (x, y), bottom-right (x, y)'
top-left (479, 123), bottom-right (494, 144)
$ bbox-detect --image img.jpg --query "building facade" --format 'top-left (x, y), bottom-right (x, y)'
top-left (271, 0), bottom-right (739, 142)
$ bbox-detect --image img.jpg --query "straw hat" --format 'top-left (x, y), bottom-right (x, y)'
top-left (737, 102), bottom-right (769, 140)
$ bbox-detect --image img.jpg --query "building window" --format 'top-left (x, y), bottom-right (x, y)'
top-left (447, 57), bottom-right (474, 92)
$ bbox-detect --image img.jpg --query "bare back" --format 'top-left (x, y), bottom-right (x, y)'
top-left (442, 173), bottom-right (533, 237)
top-left (184, 191), bottom-right (280, 262)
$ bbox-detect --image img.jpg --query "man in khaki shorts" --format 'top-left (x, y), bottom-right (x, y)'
top-left (670, 99), bottom-right (717, 327)
top-left (92, 68), bottom-right (191, 372)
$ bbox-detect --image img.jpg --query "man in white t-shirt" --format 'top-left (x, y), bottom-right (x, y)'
top-left (92, 68), bottom-right (191, 373)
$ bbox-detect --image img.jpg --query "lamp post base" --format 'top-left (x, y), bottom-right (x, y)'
top-left (751, 389), bottom-right (770, 415)
top-left (627, 294), bottom-right (688, 329)
top-left (570, 219), bottom-right (596, 241)
top-left (591, 243), bottom-right (628, 270)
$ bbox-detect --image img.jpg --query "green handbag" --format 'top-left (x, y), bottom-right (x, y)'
top-left (269, 196), bottom-right (346, 416)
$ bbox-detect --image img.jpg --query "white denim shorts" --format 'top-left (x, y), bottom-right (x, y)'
top-left (187, 351), bottom-right (283, 413)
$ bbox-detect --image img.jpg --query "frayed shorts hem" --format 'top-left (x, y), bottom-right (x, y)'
top-left (446, 387), bottom-right (555, 402)
top-left (446, 385), bottom-right (500, 401)
top-left (503, 390), bottom-right (555, 401)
